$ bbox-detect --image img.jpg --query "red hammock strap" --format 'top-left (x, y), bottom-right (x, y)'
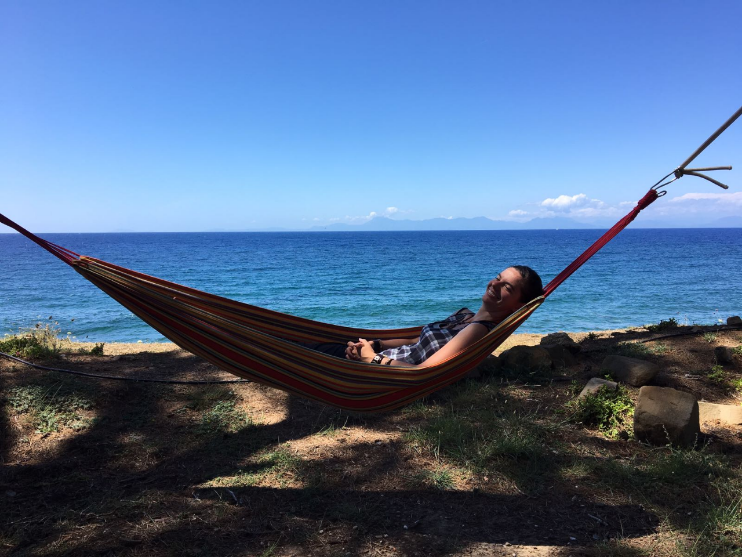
top-left (0, 213), bottom-right (80, 264)
top-left (542, 189), bottom-right (658, 298)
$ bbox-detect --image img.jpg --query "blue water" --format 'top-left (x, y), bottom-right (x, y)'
top-left (1, 229), bottom-right (741, 343)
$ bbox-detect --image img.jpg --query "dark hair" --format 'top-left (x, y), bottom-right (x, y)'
top-left (511, 265), bottom-right (543, 303)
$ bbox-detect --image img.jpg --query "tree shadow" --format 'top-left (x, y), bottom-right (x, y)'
top-left (0, 350), bottom-right (684, 556)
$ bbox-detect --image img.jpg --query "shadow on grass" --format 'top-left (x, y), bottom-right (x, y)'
top-left (0, 352), bottom-right (680, 556)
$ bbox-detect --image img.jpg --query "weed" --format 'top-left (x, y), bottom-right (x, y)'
top-left (702, 332), bottom-right (718, 344)
top-left (611, 342), bottom-right (650, 358)
top-left (708, 365), bottom-right (725, 383)
top-left (732, 345), bottom-right (742, 356)
top-left (732, 378), bottom-right (742, 393)
top-left (646, 318), bottom-right (679, 333)
top-left (90, 343), bottom-right (105, 356)
top-left (8, 384), bottom-right (94, 433)
top-left (683, 484), bottom-right (742, 557)
top-left (199, 400), bottom-right (252, 433)
top-left (409, 468), bottom-right (455, 490)
top-left (646, 447), bottom-right (729, 486)
top-left (566, 385), bottom-right (634, 439)
top-left (586, 332), bottom-right (598, 341)
top-left (650, 343), bottom-right (669, 355)
top-left (0, 324), bottom-right (62, 359)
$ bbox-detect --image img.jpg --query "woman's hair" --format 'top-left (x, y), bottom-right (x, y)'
top-left (511, 265), bottom-right (543, 303)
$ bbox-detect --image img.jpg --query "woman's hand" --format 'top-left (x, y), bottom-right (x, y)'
top-left (345, 341), bottom-right (361, 361)
top-left (356, 338), bottom-right (378, 363)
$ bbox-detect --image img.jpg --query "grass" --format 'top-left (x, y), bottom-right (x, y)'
top-left (566, 385), bottom-right (634, 439)
top-left (703, 332), bottom-right (718, 344)
top-left (199, 399), bottom-right (253, 434)
top-left (8, 382), bottom-right (95, 433)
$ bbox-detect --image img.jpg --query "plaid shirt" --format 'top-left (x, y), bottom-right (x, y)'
top-left (380, 308), bottom-right (495, 365)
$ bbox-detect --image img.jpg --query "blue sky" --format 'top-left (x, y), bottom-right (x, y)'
top-left (1, 1), bottom-right (741, 232)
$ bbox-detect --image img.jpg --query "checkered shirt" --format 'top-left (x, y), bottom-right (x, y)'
top-left (380, 309), bottom-right (495, 365)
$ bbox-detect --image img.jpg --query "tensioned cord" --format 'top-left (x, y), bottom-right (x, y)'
top-left (0, 350), bottom-right (250, 384)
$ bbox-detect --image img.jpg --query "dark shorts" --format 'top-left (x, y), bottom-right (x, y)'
top-left (295, 341), bottom-right (349, 359)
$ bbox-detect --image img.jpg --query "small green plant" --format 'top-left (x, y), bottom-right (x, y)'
top-left (703, 332), bottom-right (718, 344)
top-left (708, 365), bottom-right (726, 383)
top-left (409, 469), bottom-right (455, 490)
top-left (199, 400), bottom-right (252, 433)
top-left (732, 378), bottom-right (742, 393)
top-left (646, 318), bottom-right (679, 333)
top-left (566, 385), bottom-right (634, 439)
top-left (586, 332), bottom-right (598, 341)
top-left (8, 384), bottom-right (94, 433)
top-left (650, 343), bottom-right (669, 355)
top-left (611, 342), bottom-right (650, 358)
top-left (89, 343), bottom-right (105, 356)
top-left (731, 345), bottom-right (742, 356)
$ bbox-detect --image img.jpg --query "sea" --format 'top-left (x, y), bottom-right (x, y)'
top-left (1, 229), bottom-right (741, 343)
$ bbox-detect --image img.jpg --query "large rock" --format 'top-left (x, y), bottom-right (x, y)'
top-left (714, 346), bottom-right (733, 365)
top-left (727, 316), bottom-right (742, 326)
top-left (634, 387), bottom-right (700, 447)
top-left (540, 332), bottom-right (581, 353)
top-left (601, 355), bottom-right (659, 387)
top-left (579, 378), bottom-right (618, 399)
top-left (497, 345), bottom-right (552, 373)
top-left (545, 345), bottom-right (578, 368)
top-left (698, 402), bottom-right (742, 426)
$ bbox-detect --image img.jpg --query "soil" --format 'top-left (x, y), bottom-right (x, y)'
top-left (1, 324), bottom-right (741, 556)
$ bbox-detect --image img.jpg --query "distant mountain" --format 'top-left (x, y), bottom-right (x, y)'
top-left (707, 215), bottom-right (742, 228)
top-left (308, 215), bottom-right (604, 232)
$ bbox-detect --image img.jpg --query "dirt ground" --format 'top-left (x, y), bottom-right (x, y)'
top-left (1, 324), bottom-right (741, 556)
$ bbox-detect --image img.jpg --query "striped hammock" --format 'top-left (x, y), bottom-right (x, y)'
top-left (0, 189), bottom-right (658, 411)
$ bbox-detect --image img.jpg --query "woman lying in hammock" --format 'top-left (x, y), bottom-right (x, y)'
top-left (304, 266), bottom-right (542, 367)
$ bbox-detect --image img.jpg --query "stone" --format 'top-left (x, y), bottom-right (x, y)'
top-left (698, 402), bottom-right (742, 426)
top-left (727, 316), bottom-right (742, 326)
top-left (601, 355), bottom-right (659, 387)
top-left (469, 355), bottom-right (499, 378)
top-left (540, 332), bottom-right (581, 353)
top-left (579, 378), bottom-right (618, 399)
top-left (545, 345), bottom-right (578, 368)
top-left (714, 346), bottom-right (734, 365)
top-left (634, 386), bottom-right (700, 447)
top-left (497, 345), bottom-right (552, 373)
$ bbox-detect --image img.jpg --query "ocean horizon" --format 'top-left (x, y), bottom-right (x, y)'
top-left (2, 228), bottom-right (741, 343)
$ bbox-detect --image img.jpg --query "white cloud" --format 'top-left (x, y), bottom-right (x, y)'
top-left (507, 193), bottom-right (621, 221)
top-left (541, 193), bottom-right (591, 209)
top-left (670, 192), bottom-right (742, 206)
top-left (385, 206), bottom-right (399, 215)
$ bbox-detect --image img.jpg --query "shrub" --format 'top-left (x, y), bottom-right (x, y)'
top-left (567, 385), bottom-right (634, 439)
top-left (646, 318), bottom-right (679, 333)
top-left (0, 324), bottom-right (61, 360)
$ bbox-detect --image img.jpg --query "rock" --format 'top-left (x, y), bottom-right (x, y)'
top-left (545, 345), bottom-right (578, 368)
top-left (468, 355), bottom-right (499, 378)
top-left (714, 346), bottom-right (734, 365)
top-left (601, 355), bottom-right (659, 387)
top-left (497, 345), bottom-right (552, 373)
top-left (579, 378), bottom-right (618, 399)
top-left (727, 316), bottom-right (742, 326)
top-left (634, 386), bottom-right (700, 447)
top-left (540, 332), bottom-right (581, 353)
top-left (698, 402), bottom-right (742, 426)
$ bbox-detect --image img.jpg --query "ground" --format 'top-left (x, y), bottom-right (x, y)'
top-left (1, 323), bottom-right (741, 556)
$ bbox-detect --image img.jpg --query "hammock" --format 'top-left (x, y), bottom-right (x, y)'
top-left (2, 107), bottom-right (739, 411)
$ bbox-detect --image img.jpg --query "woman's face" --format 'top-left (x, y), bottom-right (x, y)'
top-left (482, 267), bottom-right (525, 315)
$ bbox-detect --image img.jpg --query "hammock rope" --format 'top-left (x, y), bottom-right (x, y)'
top-left (1, 106), bottom-right (738, 411)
